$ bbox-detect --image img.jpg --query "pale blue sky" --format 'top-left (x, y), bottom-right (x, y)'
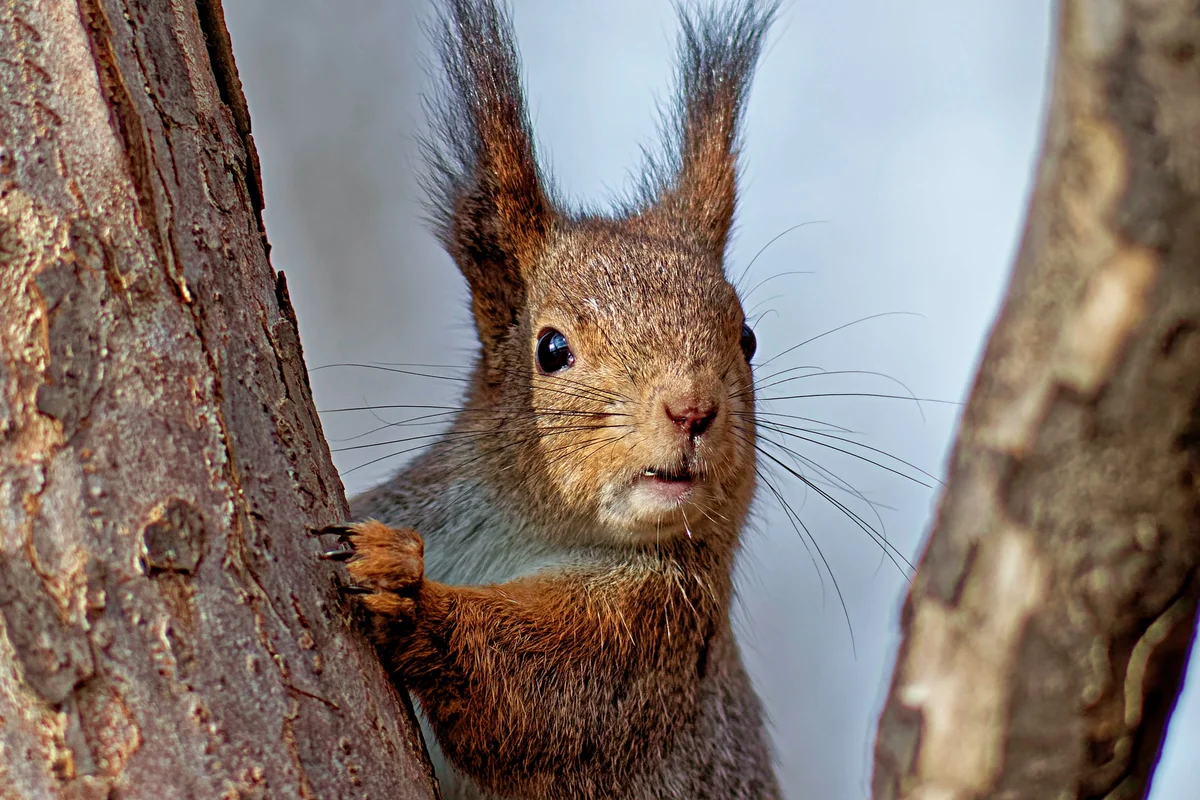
top-left (226, 2), bottom-right (1197, 797)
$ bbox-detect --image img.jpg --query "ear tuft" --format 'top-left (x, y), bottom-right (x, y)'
top-left (420, 0), bottom-right (555, 352)
top-left (640, 0), bottom-right (778, 256)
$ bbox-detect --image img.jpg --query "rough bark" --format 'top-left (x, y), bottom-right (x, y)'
top-left (873, 1), bottom-right (1200, 798)
top-left (0, 1), bottom-right (437, 797)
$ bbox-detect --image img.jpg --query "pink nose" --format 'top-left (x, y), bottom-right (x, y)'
top-left (663, 399), bottom-right (718, 439)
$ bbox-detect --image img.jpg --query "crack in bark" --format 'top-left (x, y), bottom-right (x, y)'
top-left (75, 0), bottom-right (175, 292)
top-left (193, 0), bottom-right (266, 231)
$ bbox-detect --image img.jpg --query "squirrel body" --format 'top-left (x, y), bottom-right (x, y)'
top-left (333, 1), bottom-right (783, 797)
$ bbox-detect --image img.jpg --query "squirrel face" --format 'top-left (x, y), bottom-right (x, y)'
top-left (511, 223), bottom-right (756, 543)
top-left (421, 0), bottom-right (775, 548)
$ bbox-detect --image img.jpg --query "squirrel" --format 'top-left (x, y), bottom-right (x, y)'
top-left (315, 0), bottom-right (783, 797)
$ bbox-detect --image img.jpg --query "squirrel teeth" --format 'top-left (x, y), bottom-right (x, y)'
top-left (642, 466), bottom-right (694, 482)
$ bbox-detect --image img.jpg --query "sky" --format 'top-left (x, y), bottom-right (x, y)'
top-left (224, 2), bottom-right (1198, 797)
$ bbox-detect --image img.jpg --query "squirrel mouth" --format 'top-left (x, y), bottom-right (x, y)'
top-left (628, 462), bottom-right (703, 515)
top-left (640, 465), bottom-right (694, 484)
top-left (628, 462), bottom-right (700, 520)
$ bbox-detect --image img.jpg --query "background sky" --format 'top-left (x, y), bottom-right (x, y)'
top-left (224, 2), bottom-right (1198, 797)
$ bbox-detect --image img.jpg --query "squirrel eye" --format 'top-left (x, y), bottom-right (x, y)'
top-left (536, 328), bottom-right (575, 374)
top-left (740, 323), bottom-right (757, 362)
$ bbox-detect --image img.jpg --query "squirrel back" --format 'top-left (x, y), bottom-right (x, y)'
top-left (348, 1), bottom-right (781, 797)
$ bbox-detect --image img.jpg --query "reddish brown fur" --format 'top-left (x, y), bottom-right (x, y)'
top-left (336, 2), bottom-right (782, 798)
top-left (342, 521), bottom-right (756, 798)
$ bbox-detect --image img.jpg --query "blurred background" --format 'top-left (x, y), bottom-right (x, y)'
top-left (224, 2), bottom-right (1198, 797)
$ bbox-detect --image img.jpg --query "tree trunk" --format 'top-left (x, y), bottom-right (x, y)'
top-left (873, 1), bottom-right (1200, 798)
top-left (0, 1), bottom-right (437, 797)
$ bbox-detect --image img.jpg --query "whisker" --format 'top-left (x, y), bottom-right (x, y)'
top-left (335, 422), bottom-right (626, 454)
top-left (743, 369), bottom-right (929, 423)
top-left (756, 392), bottom-right (961, 407)
top-left (733, 221), bottom-right (828, 290)
top-left (328, 409), bottom-right (463, 443)
top-left (748, 308), bottom-right (780, 327)
top-left (537, 429), bottom-right (626, 462)
top-left (362, 361), bottom-right (473, 371)
top-left (331, 361), bottom-right (622, 405)
top-left (321, 403), bottom-right (465, 414)
top-left (744, 428), bottom-right (890, 528)
top-left (341, 441), bottom-right (454, 475)
top-left (741, 271), bottom-right (815, 304)
top-left (753, 466), bottom-right (818, 579)
top-left (744, 293), bottom-right (784, 320)
top-left (756, 311), bottom-right (925, 369)
top-left (314, 360), bottom-right (628, 408)
top-left (451, 420), bottom-right (633, 479)
top-left (535, 432), bottom-right (632, 475)
top-left (311, 362), bottom-right (474, 383)
top-left (419, 431), bottom-right (550, 477)
top-left (696, 505), bottom-right (730, 528)
top-left (493, 362), bottom-right (625, 404)
top-left (333, 428), bottom-right (498, 454)
top-left (324, 405), bottom-right (631, 450)
top-left (755, 444), bottom-right (913, 576)
top-left (745, 360), bottom-right (825, 384)
top-left (510, 364), bottom-right (628, 406)
top-left (338, 417), bottom-right (629, 475)
top-left (740, 426), bottom-right (894, 551)
top-left (755, 464), bottom-right (855, 656)
top-left (755, 419), bottom-right (939, 488)
top-left (754, 432), bottom-right (894, 541)
top-left (322, 403), bottom-right (624, 419)
top-left (740, 410), bottom-right (856, 434)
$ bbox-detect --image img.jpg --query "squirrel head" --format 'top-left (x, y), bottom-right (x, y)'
top-left (422, 0), bottom-right (776, 547)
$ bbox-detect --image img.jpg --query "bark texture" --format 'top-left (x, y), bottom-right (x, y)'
top-left (873, 1), bottom-right (1200, 798)
top-left (0, 1), bottom-right (436, 797)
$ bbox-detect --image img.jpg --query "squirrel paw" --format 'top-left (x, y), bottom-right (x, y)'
top-left (313, 521), bottom-right (424, 620)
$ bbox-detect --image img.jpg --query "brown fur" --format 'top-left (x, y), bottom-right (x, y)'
top-left (331, 2), bottom-right (782, 798)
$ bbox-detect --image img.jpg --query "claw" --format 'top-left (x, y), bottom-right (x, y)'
top-left (319, 548), bottom-right (354, 562)
top-left (310, 523), bottom-right (354, 542)
top-left (340, 584), bottom-right (372, 595)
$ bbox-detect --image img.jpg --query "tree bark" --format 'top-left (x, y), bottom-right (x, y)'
top-left (0, 1), bottom-right (437, 797)
top-left (873, 1), bottom-right (1200, 798)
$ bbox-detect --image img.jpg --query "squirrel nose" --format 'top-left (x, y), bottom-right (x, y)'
top-left (663, 399), bottom-right (718, 439)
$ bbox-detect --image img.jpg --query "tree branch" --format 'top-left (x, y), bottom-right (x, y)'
top-left (873, 1), bottom-right (1200, 797)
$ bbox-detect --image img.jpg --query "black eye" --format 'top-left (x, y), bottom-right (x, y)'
top-left (740, 323), bottom-right (757, 362)
top-left (536, 328), bottom-right (575, 374)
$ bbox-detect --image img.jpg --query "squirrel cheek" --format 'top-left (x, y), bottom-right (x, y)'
top-left (546, 448), bottom-right (622, 511)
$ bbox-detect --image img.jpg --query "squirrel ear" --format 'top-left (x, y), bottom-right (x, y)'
top-left (422, 0), bottom-right (554, 352)
top-left (644, 1), bottom-right (776, 256)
